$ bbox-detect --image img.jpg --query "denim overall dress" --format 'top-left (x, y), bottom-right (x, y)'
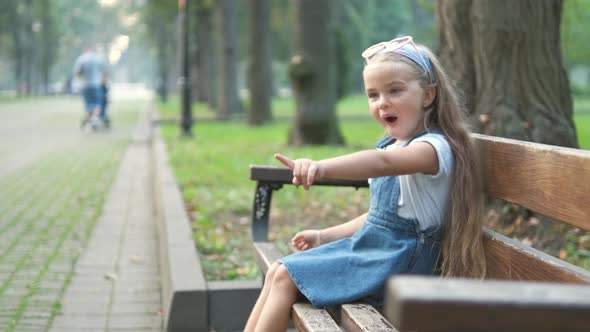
top-left (279, 133), bottom-right (442, 308)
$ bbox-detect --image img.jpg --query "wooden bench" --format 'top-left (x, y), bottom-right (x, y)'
top-left (249, 133), bottom-right (590, 331)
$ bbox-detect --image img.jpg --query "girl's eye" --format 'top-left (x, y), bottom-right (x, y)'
top-left (367, 92), bottom-right (378, 99)
top-left (390, 88), bottom-right (401, 94)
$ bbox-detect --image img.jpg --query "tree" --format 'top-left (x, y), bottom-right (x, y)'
top-left (39, 0), bottom-right (58, 95)
top-left (215, 0), bottom-right (242, 119)
top-left (437, 0), bottom-right (581, 256)
top-left (143, 0), bottom-right (177, 102)
top-left (437, 0), bottom-right (577, 148)
top-left (190, 0), bottom-right (215, 107)
top-left (247, 0), bottom-right (273, 125)
top-left (288, 0), bottom-right (344, 145)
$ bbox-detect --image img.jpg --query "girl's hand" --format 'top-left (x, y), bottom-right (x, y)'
top-left (291, 230), bottom-right (321, 251)
top-left (274, 153), bottom-right (326, 190)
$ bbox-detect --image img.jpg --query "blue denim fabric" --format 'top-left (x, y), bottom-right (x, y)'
top-left (279, 133), bottom-right (442, 308)
top-left (82, 86), bottom-right (103, 113)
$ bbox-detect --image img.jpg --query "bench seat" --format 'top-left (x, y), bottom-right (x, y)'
top-left (253, 242), bottom-right (397, 332)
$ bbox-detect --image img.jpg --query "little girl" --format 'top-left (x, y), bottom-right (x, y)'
top-left (245, 36), bottom-right (486, 332)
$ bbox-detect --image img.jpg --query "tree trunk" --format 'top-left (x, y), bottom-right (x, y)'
top-left (155, 26), bottom-right (168, 102)
top-left (288, 0), bottom-right (344, 145)
top-left (191, 1), bottom-right (215, 106)
top-left (436, 0), bottom-right (579, 257)
top-left (215, 0), bottom-right (242, 119)
top-left (437, 0), bottom-right (577, 148)
top-left (247, 0), bottom-right (273, 125)
top-left (436, 0), bottom-right (475, 112)
top-left (40, 0), bottom-right (53, 95)
top-left (23, 0), bottom-right (34, 96)
top-left (10, 3), bottom-right (24, 96)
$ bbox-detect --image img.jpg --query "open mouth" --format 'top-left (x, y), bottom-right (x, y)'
top-left (384, 116), bottom-right (398, 124)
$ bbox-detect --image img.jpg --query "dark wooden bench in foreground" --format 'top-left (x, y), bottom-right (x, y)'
top-left (249, 133), bottom-right (590, 331)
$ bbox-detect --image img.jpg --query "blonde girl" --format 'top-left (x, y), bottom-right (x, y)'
top-left (245, 36), bottom-right (485, 332)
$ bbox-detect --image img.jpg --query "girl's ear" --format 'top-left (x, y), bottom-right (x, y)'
top-left (423, 86), bottom-right (436, 108)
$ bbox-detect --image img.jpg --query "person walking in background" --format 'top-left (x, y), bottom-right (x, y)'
top-left (244, 36), bottom-right (486, 332)
top-left (74, 45), bottom-right (107, 131)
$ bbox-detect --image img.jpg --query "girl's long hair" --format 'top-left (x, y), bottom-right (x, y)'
top-left (366, 46), bottom-right (486, 278)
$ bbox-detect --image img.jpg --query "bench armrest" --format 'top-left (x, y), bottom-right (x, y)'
top-left (384, 276), bottom-right (590, 332)
top-left (250, 165), bottom-right (369, 188)
top-left (249, 165), bottom-right (369, 241)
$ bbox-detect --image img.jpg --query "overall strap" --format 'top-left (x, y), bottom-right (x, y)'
top-left (375, 130), bottom-right (431, 149)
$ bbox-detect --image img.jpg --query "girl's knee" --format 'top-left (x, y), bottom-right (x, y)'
top-left (264, 262), bottom-right (281, 284)
top-left (272, 264), bottom-right (297, 293)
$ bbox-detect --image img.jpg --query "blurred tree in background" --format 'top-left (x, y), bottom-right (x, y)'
top-left (215, 0), bottom-right (242, 119)
top-left (288, 0), bottom-right (343, 145)
top-left (247, 0), bottom-right (273, 125)
top-left (143, 0), bottom-right (177, 102)
top-left (437, 0), bottom-right (577, 148)
top-left (190, 0), bottom-right (215, 107)
top-left (0, 0), bottom-right (588, 137)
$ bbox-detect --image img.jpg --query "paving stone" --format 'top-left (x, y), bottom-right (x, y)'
top-left (59, 301), bottom-right (110, 316)
top-left (0, 307), bottom-right (19, 316)
top-left (110, 302), bottom-right (162, 315)
top-left (108, 313), bottom-right (163, 329)
top-left (1, 99), bottom-right (162, 332)
top-left (0, 317), bottom-right (15, 328)
top-left (51, 315), bottom-right (108, 328)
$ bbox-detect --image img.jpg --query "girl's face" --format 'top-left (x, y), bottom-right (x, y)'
top-left (363, 61), bottom-right (435, 141)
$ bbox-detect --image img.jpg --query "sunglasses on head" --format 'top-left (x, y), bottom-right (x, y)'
top-left (362, 36), bottom-right (433, 83)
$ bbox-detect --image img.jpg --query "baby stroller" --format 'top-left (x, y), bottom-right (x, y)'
top-left (80, 82), bottom-right (109, 133)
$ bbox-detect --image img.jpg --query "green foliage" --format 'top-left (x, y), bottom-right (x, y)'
top-left (561, 0), bottom-right (590, 67)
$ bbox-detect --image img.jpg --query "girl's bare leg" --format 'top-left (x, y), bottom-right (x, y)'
top-left (243, 262), bottom-right (280, 332)
top-left (254, 264), bottom-right (299, 332)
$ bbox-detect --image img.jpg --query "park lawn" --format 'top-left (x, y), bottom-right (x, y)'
top-left (575, 112), bottom-right (590, 148)
top-left (158, 95), bottom-right (590, 280)
top-left (158, 96), bottom-right (380, 280)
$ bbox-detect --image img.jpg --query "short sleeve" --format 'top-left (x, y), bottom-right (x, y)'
top-left (411, 133), bottom-right (453, 178)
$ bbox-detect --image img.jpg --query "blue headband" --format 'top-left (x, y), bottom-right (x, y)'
top-left (394, 44), bottom-right (436, 83)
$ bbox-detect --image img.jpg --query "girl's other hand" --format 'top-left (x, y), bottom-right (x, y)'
top-left (274, 153), bottom-right (325, 190)
top-left (291, 230), bottom-right (321, 251)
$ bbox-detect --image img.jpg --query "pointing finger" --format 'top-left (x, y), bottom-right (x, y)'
top-left (274, 154), bottom-right (295, 169)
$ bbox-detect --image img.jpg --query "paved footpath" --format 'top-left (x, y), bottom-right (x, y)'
top-left (0, 94), bottom-right (163, 331)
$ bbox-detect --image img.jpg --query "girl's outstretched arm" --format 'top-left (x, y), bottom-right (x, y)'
top-left (275, 141), bottom-right (438, 189)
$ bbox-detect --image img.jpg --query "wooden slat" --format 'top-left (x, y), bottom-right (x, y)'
top-left (250, 165), bottom-right (369, 188)
top-left (286, 246), bottom-right (394, 332)
top-left (384, 275), bottom-right (590, 332)
top-left (474, 134), bottom-right (590, 230)
top-left (292, 303), bottom-right (342, 332)
top-left (253, 242), bottom-right (341, 331)
top-left (252, 242), bottom-right (283, 274)
top-left (483, 229), bottom-right (590, 283)
top-left (340, 303), bottom-right (397, 332)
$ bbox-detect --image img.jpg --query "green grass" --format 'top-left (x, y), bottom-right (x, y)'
top-left (158, 94), bottom-right (590, 280)
top-left (160, 98), bottom-right (378, 280)
top-left (575, 112), bottom-right (590, 148)
top-left (574, 95), bottom-right (590, 113)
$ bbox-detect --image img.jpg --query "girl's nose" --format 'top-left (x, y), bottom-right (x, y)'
top-left (378, 96), bottom-right (389, 109)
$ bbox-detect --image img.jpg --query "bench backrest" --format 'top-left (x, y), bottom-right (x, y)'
top-left (475, 134), bottom-right (590, 283)
top-left (249, 134), bottom-right (590, 284)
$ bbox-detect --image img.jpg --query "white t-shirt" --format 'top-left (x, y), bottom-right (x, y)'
top-left (378, 133), bottom-right (453, 231)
